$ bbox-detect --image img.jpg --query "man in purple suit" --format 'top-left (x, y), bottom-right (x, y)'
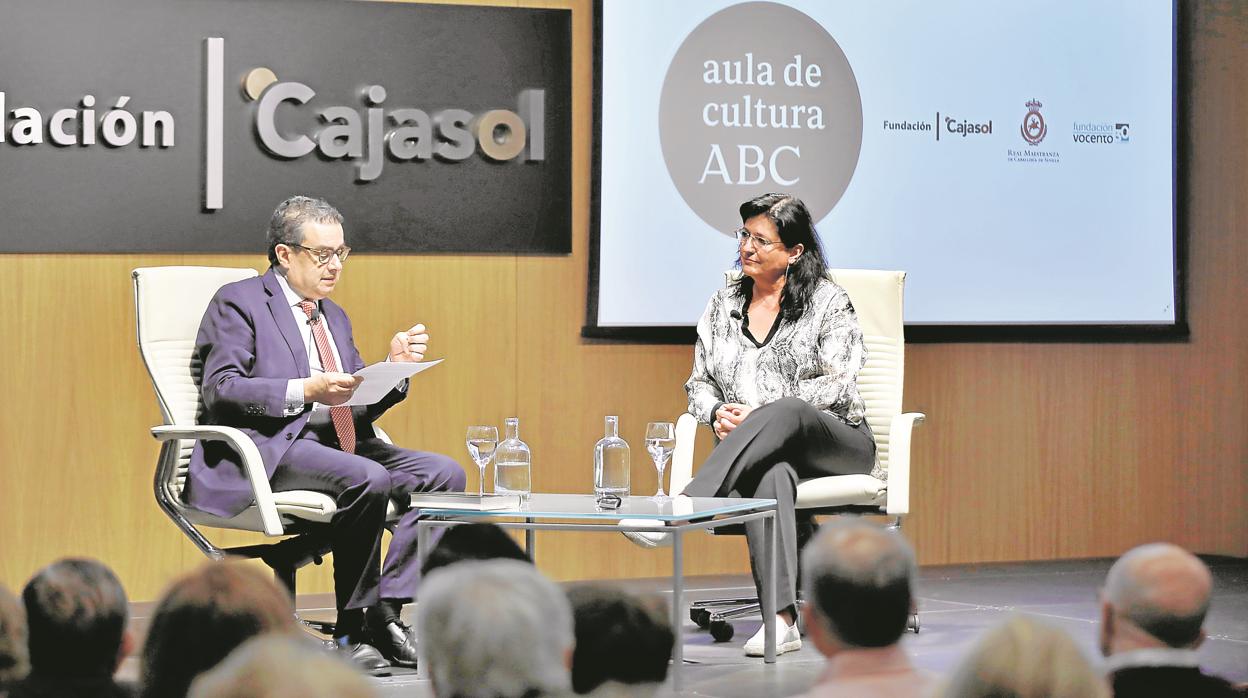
top-left (185, 196), bottom-right (466, 671)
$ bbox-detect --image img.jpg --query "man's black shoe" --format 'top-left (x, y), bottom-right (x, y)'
top-left (365, 609), bottom-right (419, 669)
top-left (327, 636), bottom-right (392, 676)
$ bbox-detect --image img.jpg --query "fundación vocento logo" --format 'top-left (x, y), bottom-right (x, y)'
top-left (1071, 121), bottom-right (1130, 144)
top-left (658, 1), bottom-right (863, 234)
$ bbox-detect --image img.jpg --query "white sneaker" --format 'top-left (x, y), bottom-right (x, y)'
top-left (618, 496), bottom-right (694, 548)
top-left (619, 519), bottom-right (672, 548)
top-left (744, 616), bottom-right (801, 657)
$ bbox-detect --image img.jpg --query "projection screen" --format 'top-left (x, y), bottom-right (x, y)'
top-left (586, 0), bottom-right (1181, 341)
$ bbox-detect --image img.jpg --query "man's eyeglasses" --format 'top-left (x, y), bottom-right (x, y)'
top-left (735, 228), bottom-right (782, 250)
top-left (288, 243), bottom-right (351, 265)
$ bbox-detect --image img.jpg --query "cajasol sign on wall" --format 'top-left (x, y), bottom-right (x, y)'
top-left (0, 0), bottom-right (571, 253)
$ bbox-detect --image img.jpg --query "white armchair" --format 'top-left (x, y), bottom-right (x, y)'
top-left (652, 269), bottom-right (925, 640)
top-left (133, 266), bottom-right (398, 605)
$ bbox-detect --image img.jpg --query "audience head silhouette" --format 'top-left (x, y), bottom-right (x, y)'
top-left (187, 635), bottom-right (377, 698)
top-left (941, 615), bottom-right (1109, 698)
top-left (418, 559), bottom-right (573, 698)
top-left (140, 560), bottom-right (296, 698)
top-left (568, 585), bottom-right (673, 696)
top-left (419, 522), bottom-right (531, 578)
top-left (0, 584), bottom-right (29, 687)
top-left (21, 558), bottom-right (130, 680)
top-left (800, 519), bottom-right (916, 651)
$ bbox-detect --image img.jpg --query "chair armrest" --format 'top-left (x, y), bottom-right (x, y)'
top-left (373, 425), bottom-right (393, 445)
top-left (884, 413), bottom-right (925, 516)
top-left (670, 413), bottom-right (699, 495)
top-left (150, 424), bottom-right (284, 537)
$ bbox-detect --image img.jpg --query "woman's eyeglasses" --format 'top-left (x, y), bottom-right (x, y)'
top-left (735, 228), bottom-right (782, 250)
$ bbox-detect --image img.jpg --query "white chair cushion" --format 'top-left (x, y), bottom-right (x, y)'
top-left (181, 491), bottom-right (399, 529)
top-left (795, 474), bottom-right (886, 509)
top-left (267, 492), bottom-right (402, 524)
top-left (270, 490), bottom-right (339, 522)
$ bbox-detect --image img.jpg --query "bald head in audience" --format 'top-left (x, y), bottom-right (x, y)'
top-left (1098, 543), bottom-right (1245, 697)
top-left (1100, 542), bottom-right (1213, 654)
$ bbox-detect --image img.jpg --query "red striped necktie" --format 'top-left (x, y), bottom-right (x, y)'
top-left (298, 300), bottom-right (356, 454)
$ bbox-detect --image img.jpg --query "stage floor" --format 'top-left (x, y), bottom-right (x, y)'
top-left (121, 555), bottom-right (1247, 697)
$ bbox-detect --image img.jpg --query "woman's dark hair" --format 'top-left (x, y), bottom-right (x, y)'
top-left (733, 193), bottom-right (830, 321)
top-left (140, 561), bottom-right (295, 698)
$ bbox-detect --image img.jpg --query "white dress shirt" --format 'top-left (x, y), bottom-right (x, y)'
top-left (275, 270), bottom-right (346, 417)
top-left (274, 270), bottom-right (408, 419)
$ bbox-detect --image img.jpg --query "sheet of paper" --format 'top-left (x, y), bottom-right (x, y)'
top-left (336, 359), bottom-right (443, 407)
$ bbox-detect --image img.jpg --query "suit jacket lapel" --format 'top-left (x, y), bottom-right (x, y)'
top-left (262, 269), bottom-right (311, 376)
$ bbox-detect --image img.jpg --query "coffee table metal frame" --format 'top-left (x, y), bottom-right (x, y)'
top-left (414, 493), bottom-right (780, 677)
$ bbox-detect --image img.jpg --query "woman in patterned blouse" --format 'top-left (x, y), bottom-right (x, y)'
top-left (681, 193), bottom-right (876, 657)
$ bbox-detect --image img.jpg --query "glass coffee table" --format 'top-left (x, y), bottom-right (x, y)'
top-left (413, 493), bottom-right (780, 671)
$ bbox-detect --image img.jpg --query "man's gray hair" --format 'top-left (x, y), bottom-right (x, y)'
top-left (1103, 542), bottom-right (1211, 648)
top-left (265, 196), bottom-right (342, 266)
top-left (800, 519), bottom-right (917, 648)
top-left (417, 559), bottom-right (573, 698)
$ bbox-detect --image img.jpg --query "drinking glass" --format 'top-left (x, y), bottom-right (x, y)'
top-left (644, 421), bottom-right (675, 499)
top-left (465, 425), bottom-right (498, 497)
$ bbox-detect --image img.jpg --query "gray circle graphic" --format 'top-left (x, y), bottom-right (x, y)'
top-left (659, 2), bottom-right (863, 235)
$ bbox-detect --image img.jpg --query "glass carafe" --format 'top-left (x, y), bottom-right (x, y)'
top-left (494, 417), bottom-right (532, 498)
top-left (593, 415), bottom-right (631, 504)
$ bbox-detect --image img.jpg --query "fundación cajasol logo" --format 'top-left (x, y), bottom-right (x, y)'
top-left (243, 65), bottom-right (544, 180)
top-left (883, 113), bottom-right (992, 141)
top-left (0, 38), bottom-right (547, 213)
top-left (657, 1), bottom-right (863, 235)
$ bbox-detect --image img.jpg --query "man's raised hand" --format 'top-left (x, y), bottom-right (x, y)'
top-left (390, 323), bottom-right (429, 363)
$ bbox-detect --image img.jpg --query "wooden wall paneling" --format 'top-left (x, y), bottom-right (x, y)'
top-left (0, 254), bottom-right (257, 600)
top-left (511, 0), bottom-right (750, 581)
top-left (265, 254), bottom-right (523, 595)
top-left (1, 0), bottom-right (1245, 603)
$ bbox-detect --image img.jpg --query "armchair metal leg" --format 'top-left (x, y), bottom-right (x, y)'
top-left (275, 565), bottom-right (296, 595)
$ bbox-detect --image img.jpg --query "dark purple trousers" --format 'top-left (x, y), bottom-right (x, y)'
top-left (269, 428), bottom-right (466, 612)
